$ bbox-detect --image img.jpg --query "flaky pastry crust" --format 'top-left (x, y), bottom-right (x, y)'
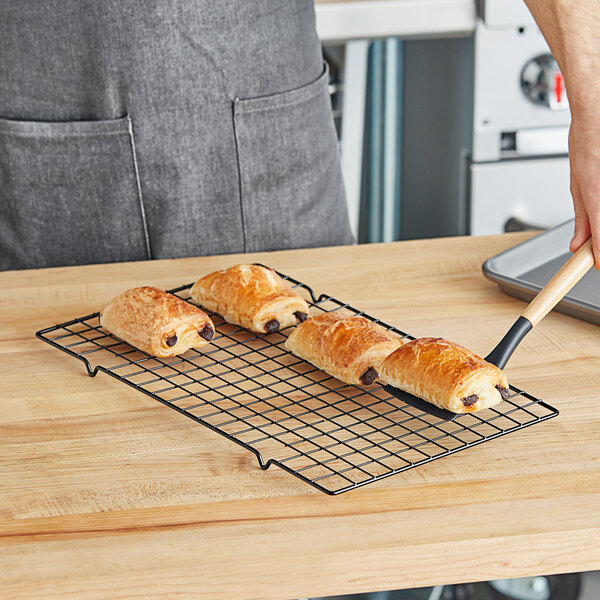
top-left (100, 286), bottom-right (215, 357)
top-left (379, 337), bottom-right (510, 413)
top-left (285, 313), bottom-right (404, 385)
top-left (190, 264), bottom-right (310, 333)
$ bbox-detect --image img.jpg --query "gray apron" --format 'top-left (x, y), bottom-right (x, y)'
top-left (0, 1), bottom-right (354, 270)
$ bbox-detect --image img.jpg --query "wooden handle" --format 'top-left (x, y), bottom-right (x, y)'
top-left (522, 237), bottom-right (594, 326)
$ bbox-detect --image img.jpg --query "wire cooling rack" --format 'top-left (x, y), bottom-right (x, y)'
top-left (36, 266), bottom-right (559, 495)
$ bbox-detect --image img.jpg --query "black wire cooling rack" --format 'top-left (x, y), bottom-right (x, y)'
top-left (36, 266), bottom-right (559, 495)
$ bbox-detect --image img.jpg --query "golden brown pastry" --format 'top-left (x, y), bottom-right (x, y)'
top-left (379, 337), bottom-right (510, 413)
top-left (285, 312), bottom-right (404, 385)
top-left (100, 286), bottom-right (215, 357)
top-left (190, 264), bottom-right (310, 333)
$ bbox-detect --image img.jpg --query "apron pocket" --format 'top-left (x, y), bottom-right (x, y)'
top-left (0, 115), bottom-right (150, 270)
top-left (233, 62), bottom-right (353, 252)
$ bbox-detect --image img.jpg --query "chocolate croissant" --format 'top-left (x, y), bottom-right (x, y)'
top-left (190, 264), bottom-right (310, 334)
top-left (379, 337), bottom-right (510, 413)
top-left (285, 312), bottom-right (404, 386)
top-left (100, 286), bottom-right (215, 357)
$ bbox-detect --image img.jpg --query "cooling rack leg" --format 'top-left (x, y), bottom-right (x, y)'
top-left (35, 331), bottom-right (101, 378)
top-left (250, 449), bottom-right (274, 470)
top-left (83, 361), bottom-right (100, 377)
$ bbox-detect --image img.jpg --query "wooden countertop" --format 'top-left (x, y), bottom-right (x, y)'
top-left (2, 233), bottom-right (599, 599)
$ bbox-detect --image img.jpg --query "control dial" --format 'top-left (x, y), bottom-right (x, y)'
top-left (521, 54), bottom-right (568, 110)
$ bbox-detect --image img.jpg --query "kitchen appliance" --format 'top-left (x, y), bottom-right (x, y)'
top-left (402, 0), bottom-right (573, 239)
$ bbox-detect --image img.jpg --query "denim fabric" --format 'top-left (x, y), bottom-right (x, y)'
top-left (0, 0), bottom-right (354, 270)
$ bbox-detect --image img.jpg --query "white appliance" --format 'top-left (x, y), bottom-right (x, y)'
top-left (470, 0), bottom-right (573, 235)
top-left (401, 0), bottom-right (574, 239)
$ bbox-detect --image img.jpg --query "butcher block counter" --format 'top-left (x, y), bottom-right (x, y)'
top-left (2, 233), bottom-right (599, 600)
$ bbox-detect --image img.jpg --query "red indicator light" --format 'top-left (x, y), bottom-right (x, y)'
top-left (554, 73), bottom-right (564, 104)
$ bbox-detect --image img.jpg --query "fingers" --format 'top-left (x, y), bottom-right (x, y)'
top-left (569, 176), bottom-right (591, 252)
top-left (571, 169), bottom-right (600, 268)
top-left (584, 186), bottom-right (600, 269)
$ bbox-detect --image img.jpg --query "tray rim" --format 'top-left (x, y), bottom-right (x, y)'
top-left (482, 219), bottom-right (600, 325)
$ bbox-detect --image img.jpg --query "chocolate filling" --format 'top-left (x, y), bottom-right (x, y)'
top-left (264, 319), bottom-right (279, 333)
top-left (462, 394), bottom-right (478, 407)
top-left (165, 335), bottom-right (178, 347)
top-left (199, 324), bottom-right (214, 341)
top-left (360, 367), bottom-right (378, 385)
top-left (294, 311), bottom-right (308, 323)
top-left (495, 385), bottom-right (510, 400)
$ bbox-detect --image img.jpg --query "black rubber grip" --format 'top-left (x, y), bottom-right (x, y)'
top-left (485, 316), bottom-right (533, 369)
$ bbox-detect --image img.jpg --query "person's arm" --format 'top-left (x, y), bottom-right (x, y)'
top-left (524, 0), bottom-right (600, 267)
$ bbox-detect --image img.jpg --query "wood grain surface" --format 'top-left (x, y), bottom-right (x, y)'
top-left (2, 233), bottom-right (600, 600)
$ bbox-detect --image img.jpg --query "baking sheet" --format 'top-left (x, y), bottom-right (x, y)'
top-left (482, 219), bottom-right (600, 325)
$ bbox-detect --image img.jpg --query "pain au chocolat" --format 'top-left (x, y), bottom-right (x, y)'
top-left (285, 312), bottom-right (404, 386)
top-left (190, 264), bottom-right (310, 334)
top-left (100, 286), bottom-right (215, 357)
top-left (379, 337), bottom-right (510, 413)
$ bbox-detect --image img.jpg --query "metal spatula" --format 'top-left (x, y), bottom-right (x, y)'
top-left (385, 238), bottom-right (595, 421)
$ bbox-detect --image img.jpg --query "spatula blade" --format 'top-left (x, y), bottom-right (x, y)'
top-left (383, 385), bottom-right (457, 421)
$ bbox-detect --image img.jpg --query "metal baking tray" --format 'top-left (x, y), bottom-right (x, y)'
top-left (482, 219), bottom-right (600, 325)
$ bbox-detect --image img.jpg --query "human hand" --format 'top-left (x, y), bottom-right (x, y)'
top-left (518, 0), bottom-right (600, 268)
top-left (567, 100), bottom-right (600, 269)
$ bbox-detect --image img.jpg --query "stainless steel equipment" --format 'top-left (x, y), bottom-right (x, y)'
top-left (483, 219), bottom-right (600, 326)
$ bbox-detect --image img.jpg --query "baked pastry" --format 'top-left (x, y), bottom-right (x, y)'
top-left (190, 264), bottom-right (310, 333)
top-left (100, 286), bottom-right (215, 357)
top-left (379, 337), bottom-right (510, 413)
top-left (285, 312), bottom-right (404, 385)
